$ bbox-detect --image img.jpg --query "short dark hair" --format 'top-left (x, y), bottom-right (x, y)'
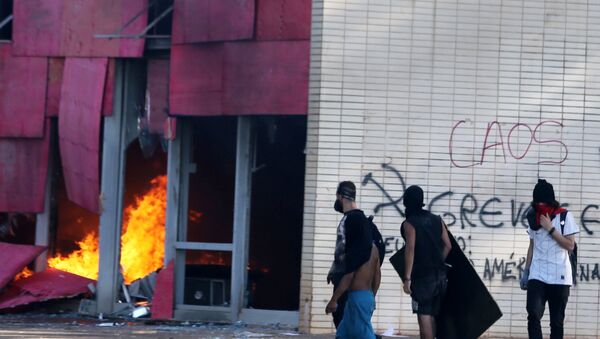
top-left (336, 181), bottom-right (356, 200)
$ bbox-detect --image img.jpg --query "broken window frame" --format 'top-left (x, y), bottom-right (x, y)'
top-left (94, 0), bottom-right (173, 40)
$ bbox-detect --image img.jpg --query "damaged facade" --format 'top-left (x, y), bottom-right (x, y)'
top-left (0, 0), bottom-right (309, 327)
top-left (4, 0), bottom-right (600, 338)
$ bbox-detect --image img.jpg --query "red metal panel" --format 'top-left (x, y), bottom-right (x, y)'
top-left (256, 0), bottom-right (312, 41)
top-left (0, 44), bottom-right (48, 137)
top-left (46, 58), bottom-right (65, 117)
top-left (58, 58), bottom-right (107, 214)
top-left (0, 268), bottom-right (94, 310)
top-left (147, 59), bottom-right (170, 134)
top-left (0, 243), bottom-right (46, 290)
top-left (222, 41), bottom-right (309, 115)
top-left (0, 123), bottom-right (50, 212)
top-left (169, 45), bottom-right (224, 116)
top-left (151, 260), bottom-right (174, 319)
top-left (13, 0), bottom-right (148, 57)
top-left (172, 0), bottom-right (255, 44)
top-left (102, 59), bottom-right (116, 116)
top-left (12, 0), bottom-right (64, 56)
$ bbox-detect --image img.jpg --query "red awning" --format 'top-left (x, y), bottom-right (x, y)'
top-left (256, 0), bottom-right (312, 41)
top-left (58, 58), bottom-right (107, 214)
top-left (0, 44), bottom-right (48, 137)
top-left (12, 0), bottom-right (148, 57)
top-left (0, 123), bottom-right (50, 212)
top-left (172, 0), bottom-right (255, 44)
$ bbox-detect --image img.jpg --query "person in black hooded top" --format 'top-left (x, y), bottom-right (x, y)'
top-left (401, 185), bottom-right (452, 339)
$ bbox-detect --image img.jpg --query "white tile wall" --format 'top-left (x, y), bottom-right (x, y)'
top-left (303, 0), bottom-right (600, 337)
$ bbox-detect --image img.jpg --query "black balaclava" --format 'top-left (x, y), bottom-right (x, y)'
top-left (334, 181), bottom-right (356, 213)
top-left (533, 179), bottom-right (555, 204)
top-left (403, 185), bottom-right (425, 218)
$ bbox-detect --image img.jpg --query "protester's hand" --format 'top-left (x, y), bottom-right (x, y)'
top-left (403, 280), bottom-right (412, 295)
top-left (520, 268), bottom-right (530, 290)
top-left (325, 299), bottom-right (337, 314)
top-left (540, 214), bottom-right (553, 231)
top-left (326, 273), bottom-right (333, 285)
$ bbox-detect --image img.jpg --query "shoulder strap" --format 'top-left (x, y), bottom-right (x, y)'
top-left (560, 211), bottom-right (568, 234)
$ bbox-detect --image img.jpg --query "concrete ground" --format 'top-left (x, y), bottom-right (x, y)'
top-left (0, 312), bottom-right (524, 338)
top-left (0, 313), bottom-right (384, 339)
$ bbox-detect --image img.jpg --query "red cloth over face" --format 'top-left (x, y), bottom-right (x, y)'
top-left (534, 203), bottom-right (567, 226)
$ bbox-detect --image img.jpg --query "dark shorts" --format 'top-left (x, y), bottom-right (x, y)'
top-left (411, 272), bottom-right (447, 316)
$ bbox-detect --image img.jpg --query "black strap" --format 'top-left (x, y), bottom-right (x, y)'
top-left (559, 211), bottom-right (568, 234)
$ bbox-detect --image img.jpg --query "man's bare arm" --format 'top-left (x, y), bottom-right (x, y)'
top-left (441, 221), bottom-right (452, 260)
top-left (325, 272), bottom-right (354, 314)
top-left (403, 222), bottom-right (416, 295)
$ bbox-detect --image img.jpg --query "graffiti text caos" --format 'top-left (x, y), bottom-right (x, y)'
top-left (449, 120), bottom-right (569, 168)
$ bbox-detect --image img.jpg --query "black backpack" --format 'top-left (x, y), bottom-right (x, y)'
top-left (367, 215), bottom-right (386, 266)
top-left (559, 211), bottom-right (578, 285)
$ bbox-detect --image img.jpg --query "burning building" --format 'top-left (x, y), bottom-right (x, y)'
top-left (0, 0), bottom-right (309, 328)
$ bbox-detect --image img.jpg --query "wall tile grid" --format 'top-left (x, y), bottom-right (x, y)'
top-left (303, 0), bottom-right (600, 337)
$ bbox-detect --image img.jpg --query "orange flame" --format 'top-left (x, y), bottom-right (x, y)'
top-left (48, 175), bottom-right (167, 284)
top-left (15, 267), bottom-right (34, 281)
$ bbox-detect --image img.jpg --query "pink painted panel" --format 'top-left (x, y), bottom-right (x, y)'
top-left (172, 0), bottom-right (255, 44)
top-left (222, 41), bottom-right (309, 115)
top-left (0, 123), bottom-right (50, 212)
top-left (0, 243), bottom-right (46, 290)
top-left (0, 44), bottom-right (48, 137)
top-left (256, 0), bottom-right (312, 41)
top-left (12, 0), bottom-right (64, 56)
top-left (13, 0), bottom-right (147, 57)
top-left (102, 59), bottom-right (116, 116)
top-left (58, 58), bottom-right (107, 214)
top-left (0, 268), bottom-right (94, 309)
top-left (169, 45), bottom-right (224, 116)
top-left (147, 59), bottom-right (170, 134)
top-left (151, 260), bottom-right (174, 319)
top-left (46, 58), bottom-right (65, 117)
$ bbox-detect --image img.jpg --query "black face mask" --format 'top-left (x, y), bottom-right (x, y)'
top-left (334, 199), bottom-right (344, 213)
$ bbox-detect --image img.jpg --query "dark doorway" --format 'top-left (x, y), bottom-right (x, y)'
top-left (247, 116), bottom-right (306, 310)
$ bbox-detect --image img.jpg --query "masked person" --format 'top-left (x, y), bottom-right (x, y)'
top-left (401, 185), bottom-right (452, 339)
top-left (326, 181), bottom-right (381, 339)
top-left (521, 179), bottom-right (579, 339)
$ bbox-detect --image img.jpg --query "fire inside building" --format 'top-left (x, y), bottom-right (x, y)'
top-left (0, 0), bottom-right (309, 327)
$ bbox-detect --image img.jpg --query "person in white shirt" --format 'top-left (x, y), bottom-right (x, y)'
top-left (520, 179), bottom-right (578, 339)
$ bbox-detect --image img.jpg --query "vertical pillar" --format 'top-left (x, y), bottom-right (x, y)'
top-left (97, 60), bottom-right (127, 315)
top-left (34, 123), bottom-right (54, 272)
top-left (231, 116), bottom-right (255, 319)
top-left (164, 121), bottom-right (181, 266)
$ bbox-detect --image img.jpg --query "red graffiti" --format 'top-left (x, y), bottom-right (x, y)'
top-left (449, 120), bottom-right (569, 168)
